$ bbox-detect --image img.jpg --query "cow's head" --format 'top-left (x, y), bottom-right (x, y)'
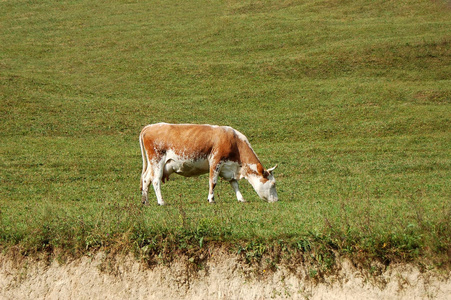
top-left (251, 165), bottom-right (278, 202)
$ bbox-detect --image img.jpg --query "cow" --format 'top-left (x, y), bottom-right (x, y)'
top-left (139, 123), bottom-right (278, 205)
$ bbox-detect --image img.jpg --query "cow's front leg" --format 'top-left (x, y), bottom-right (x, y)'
top-left (230, 179), bottom-right (245, 202)
top-left (208, 162), bottom-right (222, 203)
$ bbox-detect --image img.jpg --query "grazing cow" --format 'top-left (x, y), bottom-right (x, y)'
top-left (139, 123), bottom-right (278, 205)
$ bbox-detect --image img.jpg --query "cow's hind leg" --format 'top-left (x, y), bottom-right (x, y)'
top-left (141, 167), bottom-right (152, 205)
top-left (230, 179), bottom-right (246, 203)
top-left (142, 159), bottom-right (166, 206)
top-left (152, 178), bottom-right (164, 206)
top-left (140, 132), bottom-right (152, 205)
top-left (208, 161), bottom-right (222, 203)
top-left (151, 159), bottom-right (166, 206)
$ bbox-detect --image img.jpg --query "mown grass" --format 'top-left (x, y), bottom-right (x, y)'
top-left (1, 0), bottom-right (450, 272)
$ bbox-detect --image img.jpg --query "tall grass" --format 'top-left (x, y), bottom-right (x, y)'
top-left (1, 0), bottom-right (450, 270)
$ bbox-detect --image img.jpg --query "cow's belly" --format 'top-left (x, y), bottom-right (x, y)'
top-left (164, 156), bottom-right (209, 178)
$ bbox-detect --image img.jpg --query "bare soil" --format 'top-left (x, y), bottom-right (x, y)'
top-left (1, 250), bottom-right (450, 299)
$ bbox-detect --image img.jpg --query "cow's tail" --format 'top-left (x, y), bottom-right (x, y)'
top-left (139, 129), bottom-right (147, 191)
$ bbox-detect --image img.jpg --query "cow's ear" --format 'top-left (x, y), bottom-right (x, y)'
top-left (267, 164), bottom-right (278, 174)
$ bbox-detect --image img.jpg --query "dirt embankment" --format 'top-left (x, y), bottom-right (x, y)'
top-left (1, 251), bottom-right (450, 299)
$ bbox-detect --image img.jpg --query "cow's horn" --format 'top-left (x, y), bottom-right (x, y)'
top-left (267, 164), bottom-right (278, 173)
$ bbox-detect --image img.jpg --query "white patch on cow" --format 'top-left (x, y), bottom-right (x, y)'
top-left (219, 161), bottom-right (241, 181)
top-left (164, 149), bottom-right (209, 178)
top-left (248, 163), bottom-right (259, 174)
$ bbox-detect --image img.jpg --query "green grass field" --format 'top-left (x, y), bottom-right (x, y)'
top-left (1, 0), bottom-right (450, 271)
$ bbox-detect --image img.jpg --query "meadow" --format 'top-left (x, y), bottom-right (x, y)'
top-left (1, 0), bottom-right (450, 272)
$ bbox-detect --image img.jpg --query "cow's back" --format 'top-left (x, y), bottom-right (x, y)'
top-left (141, 123), bottom-right (238, 159)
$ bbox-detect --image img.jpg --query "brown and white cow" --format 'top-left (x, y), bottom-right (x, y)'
top-left (139, 123), bottom-right (278, 205)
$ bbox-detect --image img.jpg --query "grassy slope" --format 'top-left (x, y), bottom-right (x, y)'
top-left (1, 0), bottom-right (450, 270)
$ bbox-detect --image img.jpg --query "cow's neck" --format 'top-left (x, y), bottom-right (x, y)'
top-left (240, 155), bottom-right (265, 183)
top-left (237, 140), bottom-right (263, 176)
top-left (236, 137), bottom-right (267, 194)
